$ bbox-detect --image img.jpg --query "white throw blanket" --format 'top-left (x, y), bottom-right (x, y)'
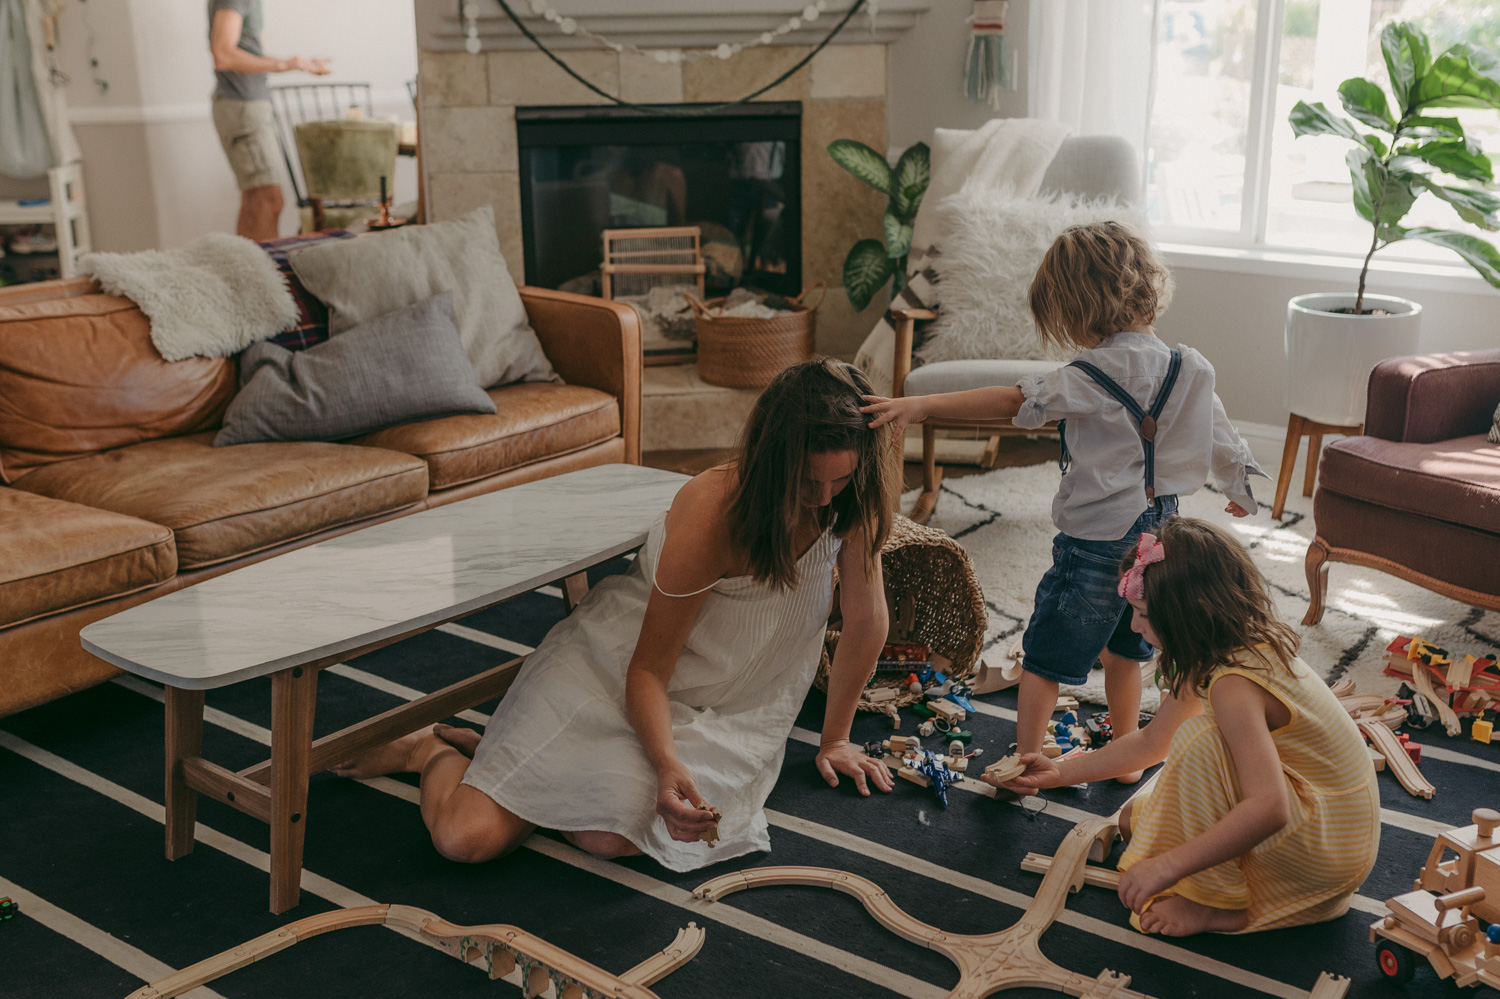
top-left (855, 118), bottom-right (1072, 395)
top-left (81, 233), bottom-right (297, 361)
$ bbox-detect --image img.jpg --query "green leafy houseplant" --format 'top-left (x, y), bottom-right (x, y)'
top-left (1290, 21), bottom-right (1500, 314)
top-left (827, 140), bottom-right (930, 311)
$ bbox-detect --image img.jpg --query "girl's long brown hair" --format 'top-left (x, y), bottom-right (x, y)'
top-left (1124, 517), bottom-right (1299, 696)
top-left (727, 358), bottom-right (894, 588)
top-left (1029, 220), bottom-right (1174, 351)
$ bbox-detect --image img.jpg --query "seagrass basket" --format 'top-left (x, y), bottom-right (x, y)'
top-left (689, 284), bottom-right (824, 388)
top-left (815, 515), bottom-right (988, 711)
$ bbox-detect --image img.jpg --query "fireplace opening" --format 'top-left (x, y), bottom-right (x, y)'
top-left (516, 102), bottom-right (802, 300)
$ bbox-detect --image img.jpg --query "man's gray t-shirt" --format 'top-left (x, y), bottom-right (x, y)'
top-left (208, 0), bottom-right (269, 101)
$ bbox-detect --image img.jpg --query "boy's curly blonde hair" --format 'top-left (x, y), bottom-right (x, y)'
top-left (1028, 220), bottom-right (1174, 352)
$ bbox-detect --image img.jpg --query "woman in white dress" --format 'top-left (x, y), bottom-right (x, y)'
top-left (336, 359), bottom-right (898, 870)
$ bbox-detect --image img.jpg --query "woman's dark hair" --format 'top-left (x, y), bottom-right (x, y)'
top-left (1123, 517), bottom-right (1299, 696)
top-left (727, 357), bottom-right (895, 588)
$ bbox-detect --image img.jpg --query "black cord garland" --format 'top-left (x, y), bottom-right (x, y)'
top-left (489, 0), bottom-right (868, 116)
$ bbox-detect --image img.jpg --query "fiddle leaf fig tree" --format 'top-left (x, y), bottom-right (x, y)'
top-left (1290, 21), bottom-right (1500, 313)
top-left (827, 139), bottom-right (930, 311)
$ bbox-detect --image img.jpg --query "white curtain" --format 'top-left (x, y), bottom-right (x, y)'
top-left (1027, 0), bottom-right (1157, 156)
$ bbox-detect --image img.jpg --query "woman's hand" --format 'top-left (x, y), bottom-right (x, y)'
top-left (1118, 853), bottom-right (1181, 913)
top-left (979, 752), bottom-right (1063, 796)
top-left (859, 395), bottom-right (926, 439)
top-left (655, 764), bottom-right (720, 843)
top-left (816, 739), bottom-right (895, 796)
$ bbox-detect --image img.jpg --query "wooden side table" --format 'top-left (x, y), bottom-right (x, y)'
top-left (1272, 413), bottom-right (1362, 519)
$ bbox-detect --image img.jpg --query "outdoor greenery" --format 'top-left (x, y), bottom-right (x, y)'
top-left (1290, 20), bottom-right (1500, 312)
top-left (827, 139), bottom-right (930, 311)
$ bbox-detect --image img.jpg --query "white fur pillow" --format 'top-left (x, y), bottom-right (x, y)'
top-left (917, 190), bottom-right (1149, 364)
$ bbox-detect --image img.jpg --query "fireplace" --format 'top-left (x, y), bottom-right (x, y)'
top-left (516, 102), bottom-right (802, 299)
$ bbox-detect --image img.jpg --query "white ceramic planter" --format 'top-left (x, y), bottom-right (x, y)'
top-left (1284, 292), bottom-right (1423, 427)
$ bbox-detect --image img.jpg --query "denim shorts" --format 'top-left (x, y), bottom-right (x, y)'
top-left (1020, 497), bottom-right (1178, 685)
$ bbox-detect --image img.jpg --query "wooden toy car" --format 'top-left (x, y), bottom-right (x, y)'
top-left (1371, 807), bottom-right (1500, 987)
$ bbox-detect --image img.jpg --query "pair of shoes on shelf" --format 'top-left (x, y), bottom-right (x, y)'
top-left (8, 231), bottom-right (57, 255)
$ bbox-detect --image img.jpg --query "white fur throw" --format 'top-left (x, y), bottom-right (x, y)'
top-left (916, 190), bottom-right (1148, 364)
top-left (81, 233), bottom-right (297, 362)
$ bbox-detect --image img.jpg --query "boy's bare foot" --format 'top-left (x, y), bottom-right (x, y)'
top-left (1139, 895), bottom-right (1248, 936)
top-left (433, 723), bottom-right (482, 757)
top-left (331, 727), bottom-right (433, 779)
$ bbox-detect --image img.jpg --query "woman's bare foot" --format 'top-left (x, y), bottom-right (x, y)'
top-left (433, 723), bottom-right (481, 758)
top-left (331, 727), bottom-right (434, 780)
top-left (564, 829), bottom-right (643, 860)
top-left (1139, 895), bottom-right (1249, 936)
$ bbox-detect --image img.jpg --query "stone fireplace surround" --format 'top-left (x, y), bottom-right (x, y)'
top-left (413, 0), bottom-right (935, 360)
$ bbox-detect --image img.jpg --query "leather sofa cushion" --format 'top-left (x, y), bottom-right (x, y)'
top-left (13, 432), bottom-right (428, 568)
top-left (0, 293), bottom-right (236, 483)
top-left (351, 383), bottom-right (620, 491)
top-left (1314, 489), bottom-right (1500, 598)
top-left (1319, 434), bottom-right (1500, 535)
top-left (0, 487), bottom-right (176, 628)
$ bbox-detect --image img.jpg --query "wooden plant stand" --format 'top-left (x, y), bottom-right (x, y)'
top-left (1272, 414), bottom-right (1362, 520)
top-left (694, 809), bottom-right (1153, 998)
top-left (123, 903), bottom-right (704, 999)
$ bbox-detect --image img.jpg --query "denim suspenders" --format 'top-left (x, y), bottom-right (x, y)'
top-left (1057, 348), bottom-right (1183, 502)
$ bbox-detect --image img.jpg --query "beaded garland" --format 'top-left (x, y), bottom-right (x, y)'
top-left (463, 1), bottom-right (873, 60)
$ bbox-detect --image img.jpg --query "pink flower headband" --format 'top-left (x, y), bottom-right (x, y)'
top-left (1118, 532), bottom-right (1164, 600)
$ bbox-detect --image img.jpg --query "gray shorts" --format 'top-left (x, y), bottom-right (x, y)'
top-left (212, 96), bottom-right (281, 190)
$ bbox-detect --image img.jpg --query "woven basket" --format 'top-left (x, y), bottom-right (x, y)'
top-left (815, 515), bottom-right (988, 711)
top-left (689, 284), bottom-right (824, 389)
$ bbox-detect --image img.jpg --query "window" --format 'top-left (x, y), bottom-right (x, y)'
top-left (1146, 0), bottom-right (1500, 262)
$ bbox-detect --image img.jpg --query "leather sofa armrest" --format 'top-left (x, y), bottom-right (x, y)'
top-left (1365, 348), bottom-right (1500, 443)
top-left (0, 276), bottom-right (97, 307)
top-left (519, 287), bottom-right (642, 464)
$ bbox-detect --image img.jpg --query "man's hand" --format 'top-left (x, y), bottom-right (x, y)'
top-left (655, 764), bottom-right (719, 843)
top-left (859, 395), bottom-right (926, 441)
top-left (815, 739), bottom-right (895, 796)
top-left (289, 55), bottom-right (332, 75)
top-left (1225, 501), bottom-right (1250, 518)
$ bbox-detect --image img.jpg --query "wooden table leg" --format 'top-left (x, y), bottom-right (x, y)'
top-left (1272, 414), bottom-right (1305, 519)
top-left (270, 665), bottom-right (318, 914)
top-left (164, 686), bottom-right (205, 861)
top-left (563, 572), bottom-right (590, 613)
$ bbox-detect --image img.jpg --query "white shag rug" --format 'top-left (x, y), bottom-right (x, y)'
top-left (916, 190), bottom-right (1149, 364)
top-left (921, 462), bottom-right (1500, 706)
top-left (81, 233), bottom-right (297, 361)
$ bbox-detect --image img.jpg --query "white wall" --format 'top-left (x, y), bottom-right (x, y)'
top-left (886, 0), bottom-right (1030, 151)
top-left (31, 0), bottom-right (420, 250)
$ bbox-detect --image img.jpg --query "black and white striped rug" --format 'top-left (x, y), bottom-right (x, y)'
top-left (3, 556), bottom-right (1496, 999)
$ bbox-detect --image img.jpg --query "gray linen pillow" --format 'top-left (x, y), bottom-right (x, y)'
top-left (285, 206), bottom-right (557, 388)
top-left (214, 291), bottom-right (496, 446)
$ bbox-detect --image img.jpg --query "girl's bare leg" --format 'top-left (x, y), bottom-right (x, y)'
top-left (1101, 651), bottom-right (1144, 783)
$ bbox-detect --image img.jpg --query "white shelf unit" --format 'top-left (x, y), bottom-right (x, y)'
top-left (0, 163), bottom-right (91, 278)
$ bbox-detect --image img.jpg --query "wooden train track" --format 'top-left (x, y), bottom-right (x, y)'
top-left (123, 903), bottom-right (704, 999)
top-left (1359, 719), bottom-right (1435, 800)
top-left (694, 809), bottom-right (1153, 999)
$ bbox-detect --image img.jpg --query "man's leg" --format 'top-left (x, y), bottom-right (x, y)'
top-left (237, 184), bottom-right (283, 241)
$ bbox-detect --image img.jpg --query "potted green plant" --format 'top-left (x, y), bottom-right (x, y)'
top-left (827, 139), bottom-right (930, 310)
top-left (1283, 20), bottom-right (1500, 429)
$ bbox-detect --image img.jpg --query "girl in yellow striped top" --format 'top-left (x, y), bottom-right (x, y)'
top-left (990, 517), bottom-right (1380, 936)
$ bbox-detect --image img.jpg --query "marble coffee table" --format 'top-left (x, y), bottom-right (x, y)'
top-left (82, 463), bottom-right (687, 914)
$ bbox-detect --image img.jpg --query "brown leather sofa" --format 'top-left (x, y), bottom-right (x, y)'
top-left (0, 276), bottom-right (641, 717)
top-left (1304, 348), bottom-right (1500, 625)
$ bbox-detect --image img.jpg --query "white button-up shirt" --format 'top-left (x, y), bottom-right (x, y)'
top-left (1014, 331), bottom-right (1266, 540)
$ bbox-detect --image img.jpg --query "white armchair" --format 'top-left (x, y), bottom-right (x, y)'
top-left (891, 135), bottom-right (1142, 522)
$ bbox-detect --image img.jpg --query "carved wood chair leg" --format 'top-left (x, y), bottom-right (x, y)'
top-left (1273, 414), bottom-right (1305, 519)
top-left (906, 423), bottom-right (943, 524)
top-left (1303, 538), bottom-right (1331, 626)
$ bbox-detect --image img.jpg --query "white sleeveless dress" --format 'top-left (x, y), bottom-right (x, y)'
top-left (461, 510), bottom-right (842, 872)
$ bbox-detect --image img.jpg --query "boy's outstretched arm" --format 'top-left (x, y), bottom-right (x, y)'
top-left (1210, 394), bottom-right (1267, 518)
top-left (861, 386), bottom-right (1025, 438)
